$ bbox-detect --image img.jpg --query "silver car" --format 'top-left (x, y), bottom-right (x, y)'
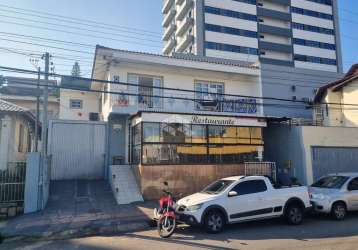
top-left (309, 173), bottom-right (358, 220)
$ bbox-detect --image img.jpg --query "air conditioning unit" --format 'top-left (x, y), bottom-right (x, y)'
top-left (89, 112), bottom-right (99, 121)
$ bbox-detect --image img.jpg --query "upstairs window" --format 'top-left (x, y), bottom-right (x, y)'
top-left (70, 99), bottom-right (83, 109)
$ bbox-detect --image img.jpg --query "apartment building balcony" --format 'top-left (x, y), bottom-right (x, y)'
top-left (110, 91), bottom-right (260, 117)
top-left (257, 7), bottom-right (291, 21)
top-left (176, 0), bottom-right (193, 21)
top-left (162, 38), bottom-right (176, 55)
top-left (162, 23), bottom-right (176, 41)
top-left (259, 41), bottom-right (293, 53)
top-left (162, 0), bottom-right (175, 14)
top-left (176, 16), bottom-right (194, 37)
top-left (176, 34), bottom-right (194, 53)
top-left (258, 24), bottom-right (292, 37)
top-left (162, 9), bottom-right (176, 28)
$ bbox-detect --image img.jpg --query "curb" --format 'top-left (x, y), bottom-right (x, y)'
top-left (1, 219), bottom-right (153, 244)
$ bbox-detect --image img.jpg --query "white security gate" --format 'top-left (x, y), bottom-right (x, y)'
top-left (48, 120), bottom-right (106, 180)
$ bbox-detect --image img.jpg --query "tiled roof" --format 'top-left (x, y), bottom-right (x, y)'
top-left (314, 64), bottom-right (358, 103)
top-left (95, 45), bottom-right (259, 69)
top-left (0, 99), bottom-right (29, 113)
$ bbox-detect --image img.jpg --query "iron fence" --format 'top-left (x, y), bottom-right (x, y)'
top-left (244, 162), bottom-right (277, 182)
top-left (0, 162), bottom-right (26, 203)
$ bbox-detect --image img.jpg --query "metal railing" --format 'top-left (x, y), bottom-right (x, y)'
top-left (244, 162), bottom-right (277, 182)
top-left (110, 90), bottom-right (260, 116)
top-left (0, 162), bottom-right (26, 203)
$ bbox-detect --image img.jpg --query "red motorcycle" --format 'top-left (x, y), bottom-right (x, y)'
top-left (153, 182), bottom-right (177, 238)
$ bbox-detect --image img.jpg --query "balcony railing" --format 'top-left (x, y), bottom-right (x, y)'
top-left (110, 91), bottom-right (259, 116)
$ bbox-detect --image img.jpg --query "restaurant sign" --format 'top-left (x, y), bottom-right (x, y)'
top-left (138, 113), bottom-right (266, 127)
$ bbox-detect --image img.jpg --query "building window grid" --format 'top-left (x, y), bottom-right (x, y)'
top-left (204, 6), bottom-right (257, 22)
top-left (293, 38), bottom-right (336, 50)
top-left (205, 42), bottom-right (258, 55)
top-left (305, 0), bottom-right (332, 6)
top-left (205, 23), bottom-right (258, 38)
top-left (294, 54), bottom-right (337, 65)
top-left (291, 6), bottom-right (333, 20)
top-left (292, 22), bottom-right (334, 35)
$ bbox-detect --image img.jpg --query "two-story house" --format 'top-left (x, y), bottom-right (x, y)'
top-left (314, 64), bottom-right (358, 127)
top-left (264, 64), bottom-right (358, 186)
top-left (92, 45), bottom-right (267, 200)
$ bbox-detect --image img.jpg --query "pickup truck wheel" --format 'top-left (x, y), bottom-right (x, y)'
top-left (204, 210), bottom-right (225, 234)
top-left (331, 202), bottom-right (347, 220)
top-left (285, 204), bottom-right (304, 225)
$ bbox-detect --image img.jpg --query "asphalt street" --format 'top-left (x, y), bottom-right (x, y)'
top-left (2, 213), bottom-right (358, 250)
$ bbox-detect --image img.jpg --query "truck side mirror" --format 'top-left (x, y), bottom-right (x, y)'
top-left (228, 191), bottom-right (238, 197)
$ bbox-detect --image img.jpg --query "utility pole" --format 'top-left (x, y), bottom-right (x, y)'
top-left (29, 58), bottom-right (41, 152)
top-left (41, 53), bottom-right (50, 157)
top-left (35, 67), bottom-right (40, 152)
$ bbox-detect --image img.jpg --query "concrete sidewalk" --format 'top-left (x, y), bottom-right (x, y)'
top-left (0, 180), bottom-right (155, 242)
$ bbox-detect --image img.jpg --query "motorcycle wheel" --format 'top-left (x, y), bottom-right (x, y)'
top-left (157, 215), bottom-right (176, 238)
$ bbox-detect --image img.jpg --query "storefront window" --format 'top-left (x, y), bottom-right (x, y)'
top-left (192, 125), bottom-right (207, 143)
top-left (131, 122), bottom-right (263, 165)
top-left (143, 123), bottom-right (160, 142)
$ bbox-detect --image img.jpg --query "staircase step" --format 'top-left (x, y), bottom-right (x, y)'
top-left (109, 165), bottom-right (143, 205)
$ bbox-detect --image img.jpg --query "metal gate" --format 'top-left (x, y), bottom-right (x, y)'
top-left (48, 120), bottom-right (106, 180)
top-left (311, 146), bottom-right (358, 181)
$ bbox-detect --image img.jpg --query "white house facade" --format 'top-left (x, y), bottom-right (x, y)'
top-left (92, 46), bottom-right (267, 199)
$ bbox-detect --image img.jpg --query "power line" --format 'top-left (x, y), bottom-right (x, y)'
top-left (0, 3), bottom-right (162, 36)
top-left (0, 31), bottom-right (96, 49)
top-left (0, 20), bottom-right (161, 49)
top-left (0, 37), bottom-right (94, 55)
top-left (1, 65), bottom-right (358, 109)
top-left (6, 79), bottom-right (358, 112)
top-left (0, 13), bottom-right (161, 44)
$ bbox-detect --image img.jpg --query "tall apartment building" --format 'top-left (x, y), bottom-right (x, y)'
top-left (162, 0), bottom-right (344, 118)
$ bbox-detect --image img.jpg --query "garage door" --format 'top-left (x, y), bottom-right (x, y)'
top-left (48, 120), bottom-right (106, 180)
top-left (311, 146), bottom-right (358, 181)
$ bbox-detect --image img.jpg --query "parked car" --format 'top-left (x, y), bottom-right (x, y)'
top-left (309, 173), bottom-right (358, 220)
top-left (176, 176), bottom-right (311, 233)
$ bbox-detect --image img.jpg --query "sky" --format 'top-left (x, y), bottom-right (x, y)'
top-left (0, 0), bottom-right (356, 77)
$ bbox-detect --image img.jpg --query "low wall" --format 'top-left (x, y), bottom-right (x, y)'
top-left (133, 164), bottom-right (245, 200)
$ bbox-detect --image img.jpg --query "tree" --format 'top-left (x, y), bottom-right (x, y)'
top-left (71, 62), bottom-right (81, 77)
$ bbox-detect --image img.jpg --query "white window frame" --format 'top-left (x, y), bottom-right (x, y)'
top-left (69, 99), bottom-right (83, 109)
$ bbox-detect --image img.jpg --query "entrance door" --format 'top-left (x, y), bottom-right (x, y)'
top-left (49, 120), bottom-right (106, 180)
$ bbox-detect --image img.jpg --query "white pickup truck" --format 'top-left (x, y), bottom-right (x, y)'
top-left (176, 176), bottom-right (311, 233)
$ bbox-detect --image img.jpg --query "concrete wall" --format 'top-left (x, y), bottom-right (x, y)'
top-left (133, 163), bottom-right (245, 200)
top-left (265, 124), bottom-right (358, 185)
top-left (59, 89), bottom-right (100, 121)
top-left (261, 64), bottom-right (343, 118)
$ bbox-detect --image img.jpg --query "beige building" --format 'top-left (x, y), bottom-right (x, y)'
top-left (59, 89), bottom-right (100, 121)
top-left (0, 99), bottom-right (38, 170)
top-left (314, 64), bottom-right (358, 127)
top-left (0, 76), bottom-right (60, 121)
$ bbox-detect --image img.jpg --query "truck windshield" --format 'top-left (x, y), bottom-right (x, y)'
top-left (201, 180), bottom-right (234, 194)
top-left (311, 176), bottom-right (349, 189)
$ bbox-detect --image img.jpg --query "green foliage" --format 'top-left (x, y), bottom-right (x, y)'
top-left (71, 62), bottom-right (81, 77)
